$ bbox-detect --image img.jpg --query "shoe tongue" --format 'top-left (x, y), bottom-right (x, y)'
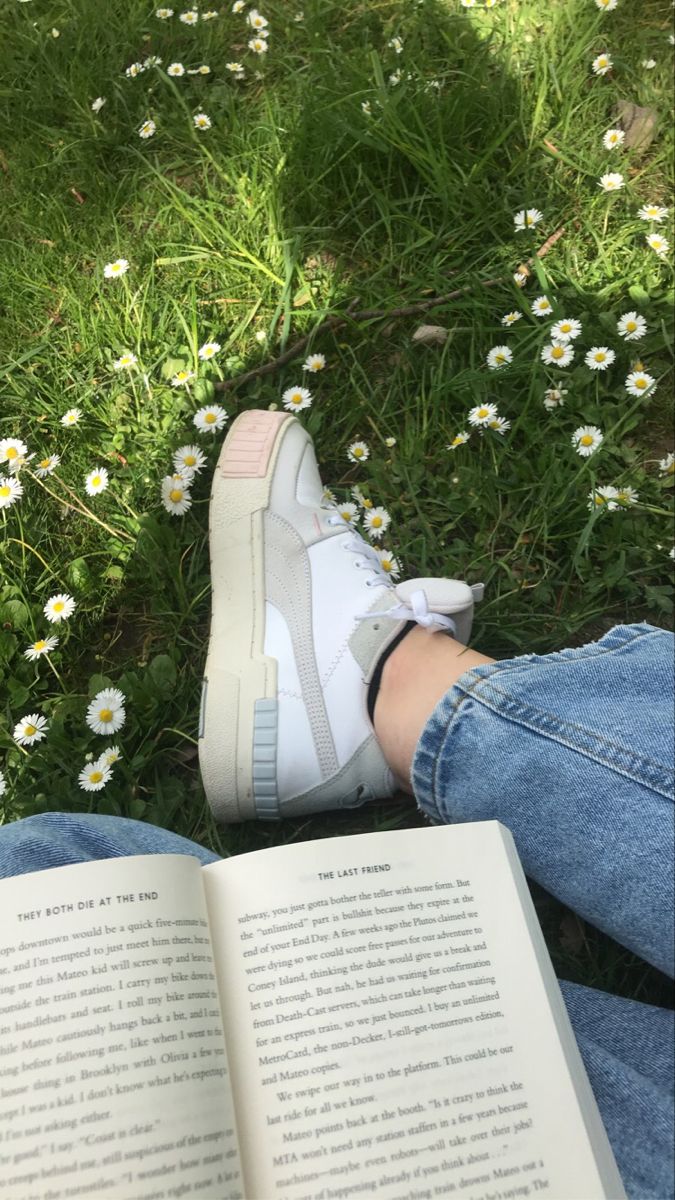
top-left (349, 577), bottom-right (480, 682)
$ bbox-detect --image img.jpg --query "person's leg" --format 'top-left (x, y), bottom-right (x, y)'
top-left (0, 812), bottom-right (220, 879)
top-left (375, 621), bottom-right (675, 979)
top-left (559, 980), bottom-right (674, 1200)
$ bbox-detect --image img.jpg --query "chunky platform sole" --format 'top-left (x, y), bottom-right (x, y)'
top-left (199, 409), bottom-right (300, 823)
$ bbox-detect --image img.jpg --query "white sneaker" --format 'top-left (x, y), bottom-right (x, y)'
top-left (199, 409), bottom-right (483, 821)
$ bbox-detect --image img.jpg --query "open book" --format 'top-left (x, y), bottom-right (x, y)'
top-left (0, 822), bottom-right (625, 1200)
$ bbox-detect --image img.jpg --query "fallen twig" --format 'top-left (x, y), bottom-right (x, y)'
top-left (214, 229), bottom-right (565, 393)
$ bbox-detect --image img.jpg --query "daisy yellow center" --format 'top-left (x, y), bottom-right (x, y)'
top-left (526, 215), bottom-right (534, 225)
top-left (453, 437), bottom-right (463, 446)
top-left (111, 264), bottom-right (121, 273)
top-left (477, 408), bottom-right (489, 418)
top-left (291, 394), bottom-right (302, 404)
top-left (626, 321), bottom-right (636, 331)
top-left (205, 413), bottom-right (216, 424)
top-left (6, 447), bottom-right (18, 459)
top-left (666, 462), bottom-right (675, 474)
top-left (635, 378), bottom-right (647, 389)
top-left (560, 324), bottom-right (571, 333)
top-left (362, 498), bottom-right (372, 507)
top-left (170, 489), bottom-right (184, 503)
top-left (580, 435), bottom-right (594, 446)
top-left (40, 458), bottom-right (51, 468)
top-left (204, 348), bottom-right (213, 357)
top-left (91, 475), bottom-right (101, 487)
top-left (495, 354), bottom-right (505, 363)
top-left (353, 449), bottom-right (364, 458)
top-left (90, 771), bottom-right (103, 784)
top-left (24, 724), bottom-right (37, 737)
top-left (552, 347), bottom-right (564, 359)
top-left (99, 708), bottom-right (113, 723)
top-left (538, 302), bottom-right (548, 310)
top-left (184, 455), bottom-right (196, 466)
top-left (34, 640), bottom-right (47, 651)
top-left (598, 58), bottom-right (607, 66)
top-left (594, 353), bottom-right (606, 362)
top-left (0, 486), bottom-right (10, 498)
top-left (371, 517), bottom-right (383, 527)
top-left (53, 601), bottom-right (64, 613)
top-left (594, 496), bottom-right (605, 506)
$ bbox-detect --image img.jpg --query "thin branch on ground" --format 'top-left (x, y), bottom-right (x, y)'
top-left (214, 229), bottom-right (565, 393)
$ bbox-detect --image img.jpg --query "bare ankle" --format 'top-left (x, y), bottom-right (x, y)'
top-left (372, 627), bottom-right (494, 792)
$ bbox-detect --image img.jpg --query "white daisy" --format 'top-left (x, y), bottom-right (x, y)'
top-left (513, 208), bottom-right (543, 231)
top-left (531, 295), bottom-right (553, 317)
top-left (335, 502), bottom-right (359, 525)
top-left (282, 385), bottom-right (312, 411)
top-left (551, 318), bottom-right (582, 342)
top-left (91, 97), bottom-right (106, 113)
top-left (323, 486), bottom-right (337, 506)
top-left (303, 353), bottom-right (326, 372)
top-left (198, 341), bottom-right (221, 360)
top-left (541, 341), bottom-right (574, 367)
top-left (232, 0), bottom-right (245, 10)
top-left (0, 476), bottom-right (23, 509)
top-left (361, 100), bottom-right (372, 115)
top-left (486, 345), bottom-right (513, 370)
top-left (637, 203), bottom-right (669, 223)
top-left (595, 0), bottom-right (618, 9)
top-left (501, 311), bottom-right (522, 327)
top-left (161, 476), bottom-right (193, 516)
top-left (585, 346), bottom-right (616, 371)
top-left (254, 329), bottom-right (267, 343)
top-left (642, 58), bottom-right (657, 69)
top-left (173, 444), bottom-right (207, 474)
top-left (179, 9), bottom-right (199, 23)
top-left (86, 688), bottom-right (126, 736)
top-left (375, 549), bottom-right (401, 579)
top-left (194, 405), bottom-right (228, 433)
top-left (543, 385), bottom-right (568, 409)
top-left (588, 485), bottom-right (620, 512)
top-left (156, 7), bottom-right (174, 16)
top-left (144, 55), bottom-right (163, 68)
top-left (247, 8), bottom-right (268, 28)
top-left (226, 61), bottom-right (244, 72)
top-left (171, 369), bottom-right (195, 387)
top-left (248, 37), bottom-right (268, 53)
top-left (24, 636), bottom-right (59, 661)
top-left (85, 467), bottom-right (109, 496)
top-left (658, 452), bottom-right (674, 475)
top-left (61, 408), bottom-right (82, 425)
top-left (113, 351), bottom-right (137, 370)
top-left (384, 436), bottom-right (397, 448)
top-left (167, 62), bottom-right (185, 76)
top-left (513, 271), bottom-right (528, 288)
top-left (139, 120), bottom-right (157, 139)
top-left (35, 454), bottom-right (60, 477)
top-left (126, 62), bottom-right (145, 79)
top-left (187, 64), bottom-right (212, 75)
top-left (669, 548), bottom-right (675, 561)
top-left (0, 438), bottom-right (28, 468)
top-left (468, 403), bottom-right (498, 427)
top-left (388, 70), bottom-right (402, 86)
top-left (99, 745), bottom-right (122, 767)
top-left (598, 173), bottom-right (624, 192)
top-left (388, 36), bottom-right (403, 53)
top-left (592, 53), bottom-right (613, 75)
top-left (488, 416), bottom-right (511, 435)
top-left (193, 112), bottom-right (212, 130)
top-left (617, 313), bottom-right (647, 341)
top-left (347, 441), bottom-right (370, 464)
top-left (603, 129), bottom-right (625, 150)
top-left (78, 762), bottom-right (113, 792)
top-left (0, 770), bottom-right (5, 800)
top-left (616, 485), bottom-right (639, 505)
top-left (646, 233), bottom-right (669, 257)
top-left (572, 425), bottom-right (603, 457)
top-left (625, 370), bottom-right (656, 397)
top-left (202, 9), bottom-right (219, 17)
top-left (364, 506), bottom-right (391, 540)
top-left (447, 431), bottom-right (470, 449)
top-left (44, 593), bottom-right (76, 623)
top-left (14, 713), bottom-right (48, 746)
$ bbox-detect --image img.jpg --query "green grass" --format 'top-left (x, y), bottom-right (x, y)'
top-left (1, 0), bottom-right (673, 1006)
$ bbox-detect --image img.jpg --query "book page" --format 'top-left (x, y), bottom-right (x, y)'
top-left (0, 854), bottom-right (243, 1200)
top-left (203, 823), bottom-right (624, 1200)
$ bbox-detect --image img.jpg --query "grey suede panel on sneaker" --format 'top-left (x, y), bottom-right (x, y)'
top-left (349, 592), bottom-right (409, 683)
top-left (263, 509), bottom-right (339, 777)
top-left (280, 731), bottom-right (394, 816)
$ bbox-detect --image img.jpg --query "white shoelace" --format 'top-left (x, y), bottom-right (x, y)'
top-left (322, 507), bottom-right (457, 634)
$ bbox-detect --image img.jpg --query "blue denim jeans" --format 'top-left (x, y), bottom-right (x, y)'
top-left (1, 623), bottom-right (673, 1199)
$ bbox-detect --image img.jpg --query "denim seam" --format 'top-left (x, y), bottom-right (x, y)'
top-left (467, 623), bottom-right (663, 679)
top-left (439, 679), bottom-right (675, 801)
